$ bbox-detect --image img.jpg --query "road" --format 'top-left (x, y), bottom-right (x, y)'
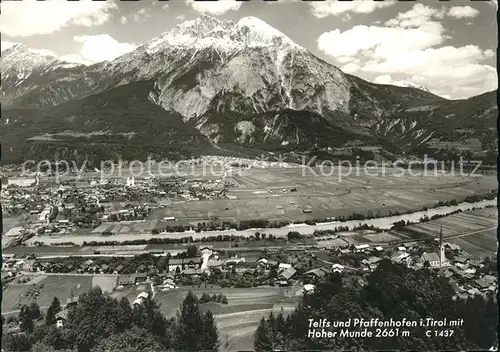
top-left (3, 224), bottom-right (496, 261)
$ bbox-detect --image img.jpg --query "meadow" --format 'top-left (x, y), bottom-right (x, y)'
top-left (148, 166), bottom-right (496, 223)
top-left (111, 286), bottom-right (300, 351)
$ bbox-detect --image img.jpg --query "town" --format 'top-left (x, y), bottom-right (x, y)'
top-left (2, 156), bottom-right (497, 351)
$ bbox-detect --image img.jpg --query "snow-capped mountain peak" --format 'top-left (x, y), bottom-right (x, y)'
top-left (236, 16), bottom-right (301, 49)
top-left (1, 43), bottom-right (59, 74)
top-left (397, 80), bottom-right (431, 93)
top-left (141, 14), bottom-right (303, 55)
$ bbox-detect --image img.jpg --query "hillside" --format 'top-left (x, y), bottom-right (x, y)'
top-left (1, 81), bottom-right (213, 164)
top-left (1, 15), bottom-right (496, 163)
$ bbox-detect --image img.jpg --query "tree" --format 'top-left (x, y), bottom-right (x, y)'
top-left (186, 244), bottom-right (198, 258)
top-left (269, 267), bottom-right (278, 279)
top-left (46, 297), bottom-right (61, 325)
top-left (64, 287), bottom-right (131, 351)
top-left (287, 231), bottom-right (302, 241)
top-left (30, 342), bottom-right (76, 352)
top-left (90, 326), bottom-right (164, 352)
top-left (116, 297), bottom-right (133, 331)
top-left (175, 266), bottom-right (181, 274)
top-left (200, 292), bottom-right (211, 303)
top-left (254, 317), bottom-right (273, 352)
top-left (174, 291), bottom-right (206, 351)
top-left (201, 311), bottom-right (220, 351)
top-left (32, 324), bottom-right (66, 350)
top-left (3, 333), bottom-right (32, 352)
top-left (30, 302), bottom-right (41, 320)
top-left (19, 304), bottom-right (34, 333)
top-left (258, 260), bottom-right (497, 351)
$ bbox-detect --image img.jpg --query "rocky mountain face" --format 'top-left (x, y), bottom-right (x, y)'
top-left (1, 15), bottom-right (497, 164)
top-left (1, 44), bottom-right (103, 108)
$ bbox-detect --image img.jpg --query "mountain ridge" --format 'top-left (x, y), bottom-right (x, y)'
top-left (1, 15), bottom-right (496, 164)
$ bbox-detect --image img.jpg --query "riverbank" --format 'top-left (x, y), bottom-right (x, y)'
top-left (25, 199), bottom-right (497, 246)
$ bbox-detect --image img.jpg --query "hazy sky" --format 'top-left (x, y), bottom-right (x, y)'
top-left (1, 0), bottom-right (497, 99)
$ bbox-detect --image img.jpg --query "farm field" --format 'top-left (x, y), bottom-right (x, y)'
top-left (1, 284), bottom-right (31, 313)
top-left (397, 207), bottom-right (497, 256)
top-left (111, 286), bottom-right (300, 351)
top-left (311, 207), bottom-right (497, 253)
top-left (92, 275), bottom-right (119, 293)
top-left (148, 167), bottom-right (496, 223)
top-left (2, 275), bottom-right (95, 314)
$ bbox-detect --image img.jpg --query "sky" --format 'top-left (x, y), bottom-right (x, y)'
top-left (1, 0), bottom-right (497, 99)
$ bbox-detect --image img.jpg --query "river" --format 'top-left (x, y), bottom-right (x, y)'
top-left (28, 199), bottom-right (497, 246)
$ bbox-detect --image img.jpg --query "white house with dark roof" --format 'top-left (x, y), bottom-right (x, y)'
top-left (420, 252), bottom-right (440, 268)
top-left (55, 310), bottom-right (68, 328)
top-left (331, 264), bottom-right (344, 273)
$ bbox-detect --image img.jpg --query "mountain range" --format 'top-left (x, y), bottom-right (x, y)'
top-left (1, 15), bottom-right (497, 164)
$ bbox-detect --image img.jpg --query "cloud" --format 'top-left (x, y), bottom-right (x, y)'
top-left (73, 35), bottom-right (137, 63)
top-left (318, 22), bottom-right (446, 58)
top-left (341, 63), bottom-right (360, 73)
top-left (385, 4), bottom-right (445, 27)
top-left (119, 7), bottom-right (152, 24)
top-left (447, 6), bottom-right (480, 19)
top-left (310, 0), bottom-right (395, 18)
top-left (2, 0), bottom-right (117, 37)
top-left (162, 4), bottom-right (170, 10)
top-left (176, 15), bottom-right (186, 21)
top-left (132, 7), bottom-right (152, 22)
top-left (187, 0), bottom-right (242, 16)
top-left (317, 4), bottom-right (496, 99)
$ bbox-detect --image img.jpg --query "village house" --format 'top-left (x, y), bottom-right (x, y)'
top-left (303, 284), bottom-right (316, 295)
top-left (113, 264), bottom-right (125, 274)
top-left (225, 256), bottom-right (245, 266)
top-left (453, 256), bottom-right (470, 270)
top-left (390, 251), bottom-right (410, 265)
top-left (337, 248), bottom-right (351, 255)
top-left (199, 245), bottom-right (213, 256)
top-left (303, 268), bottom-right (329, 282)
top-left (257, 258), bottom-right (268, 267)
top-left (169, 259), bottom-right (184, 272)
top-left (183, 268), bottom-right (204, 275)
top-left (278, 263), bottom-right (292, 273)
top-left (362, 256), bottom-right (383, 271)
top-left (207, 259), bottom-right (224, 268)
top-left (353, 244), bottom-right (370, 253)
top-left (168, 257), bottom-right (203, 273)
top-left (403, 242), bottom-right (417, 250)
top-left (420, 252), bottom-right (441, 268)
top-left (445, 243), bottom-right (461, 252)
top-left (118, 274), bottom-right (147, 286)
top-left (100, 264), bottom-right (110, 274)
top-left (278, 266), bottom-right (296, 285)
top-left (65, 297), bottom-right (79, 308)
top-left (475, 275), bottom-right (496, 291)
top-left (55, 310), bottom-right (68, 328)
top-left (331, 263), bottom-right (344, 273)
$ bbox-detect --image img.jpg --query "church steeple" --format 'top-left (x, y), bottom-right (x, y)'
top-left (439, 225), bottom-right (446, 267)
